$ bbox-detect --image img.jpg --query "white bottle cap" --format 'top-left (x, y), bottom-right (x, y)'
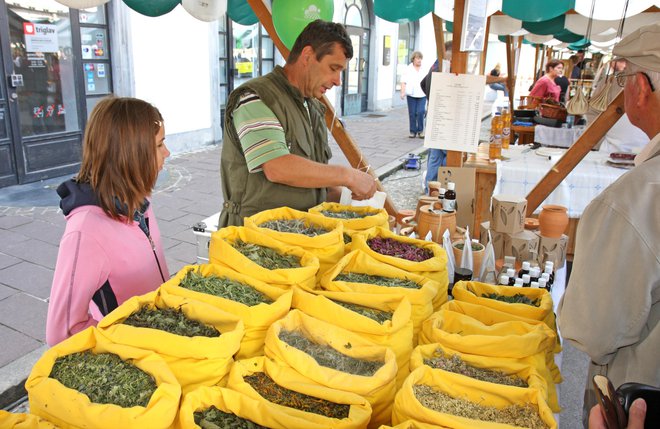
top-left (522, 274), bottom-right (531, 283)
top-left (514, 278), bottom-right (524, 287)
top-left (504, 256), bottom-right (516, 266)
top-left (545, 261), bottom-right (554, 269)
top-left (439, 188), bottom-right (446, 196)
top-left (541, 272), bottom-right (551, 281)
top-left (522, 261), bottom-right (531, 270)
top-left (544, 266), bottom-right (553, 274)
top-left (500, 275), bottom-right (510, 285)
top-left (531, 281), bottom-right (540, 288)
top-left (530, 267), bottom-right (540, 277)
top-left (447, 182), bottom-right (455, 191)
top-left (506, 268), bottom-right (516, 277)
top-left (539, 278), bottom-right (547, 288)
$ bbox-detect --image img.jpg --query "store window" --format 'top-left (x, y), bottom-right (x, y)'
top-left (79, 5), bottom-right (112, 115)
top-left (396, 22), bottom-right (415, 92)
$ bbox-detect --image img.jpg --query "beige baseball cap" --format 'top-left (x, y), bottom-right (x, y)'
top-left (612, 22), bottom-right (660, 73)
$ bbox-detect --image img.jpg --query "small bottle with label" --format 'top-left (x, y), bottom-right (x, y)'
top-left (529, 267), bottom-right (540, 283)
top-left (506, 268), bottom-right (516, 285)
top-left (514, 278), bottom-right (524, 287)
top-left (499, 275), bottom-right (510, 286)
top-left (544, 261), bottom-right (555, 285)
top-left (522, 274), bottom-right (531, 287)
top-left (538, 278), bottom-right (549, 291)
top-left (541, 272), bottom-right (551, 285)
top-left (518, 261), bottom-right (531, 278)
top-left (501, 107), bottom-right (512, 149)
top-left (443, 182), bottom-right (457, 213)
top-left (489, 112), bottom-right (503, 161)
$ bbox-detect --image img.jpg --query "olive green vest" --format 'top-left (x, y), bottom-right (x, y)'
top-left (219, 66), bottom-right (331, 227)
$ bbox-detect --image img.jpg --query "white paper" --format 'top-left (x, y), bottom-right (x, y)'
top-left (339, 187), bottom-right (386, 209)
top-left (424, 72), bottom-right (486, 153)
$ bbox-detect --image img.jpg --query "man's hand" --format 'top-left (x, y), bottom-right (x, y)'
top-left (588, 398), bottom-right (646, 429)
top-left (348, 169), bottom-right (378, 200)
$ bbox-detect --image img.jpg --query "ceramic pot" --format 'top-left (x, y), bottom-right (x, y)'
top-left (428, 181), bottom-right (443, 196)
top-left (396, 209), bottom-right (415, 227)
top-left (452, 240), bottom-right (485, 276)
top-left (417, 204), bottom-right (456, 243)
top-left (415, 196), bottom-right (440, 222)
top-left (539, 205), bottom-right (568, 238)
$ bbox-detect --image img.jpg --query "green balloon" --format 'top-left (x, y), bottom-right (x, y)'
top-left (122, 0), bottom-right (179, 17)
top-left (272, 0), bottom-right (334, 49)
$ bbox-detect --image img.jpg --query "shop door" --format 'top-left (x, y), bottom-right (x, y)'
top-left (342, 26), bottom-right (369, 116)
top-left (0, 1), bottom-right (82, 187)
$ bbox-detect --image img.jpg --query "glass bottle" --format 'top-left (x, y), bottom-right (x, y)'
top-left (501, 107), bottom-right (512, 149)
top-left (443, 182), bottom-right (457, 213)
top-left (489, 113), bottom-right (503, 161)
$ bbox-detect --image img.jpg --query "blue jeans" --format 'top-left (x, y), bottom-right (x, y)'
top-left (489, 83), bottom-right (509, 96)
top-left (406, 96), bottom-right (426, 134)
top-left (425, 149), bottom-right (446, 190)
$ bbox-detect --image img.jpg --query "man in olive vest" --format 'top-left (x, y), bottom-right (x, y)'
top-left (219, 20), bottom-right (377, 227)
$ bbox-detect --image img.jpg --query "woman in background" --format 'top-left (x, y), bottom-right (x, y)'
top-left (47, 97), bottom-right (170, 346)
top-left (400, 51), bottom-right (427, 138)
top-left (529, 59), bottom-right (563, 102)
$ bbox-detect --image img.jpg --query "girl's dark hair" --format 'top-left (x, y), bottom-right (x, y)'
top-left (545, 59), bottom-right (563, 72)
top-left (288, 20), bottom-right (353, 63)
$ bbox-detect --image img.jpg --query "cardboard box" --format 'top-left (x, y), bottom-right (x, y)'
top-left (503, 230), bottom-right (540, 264)
top-left (536, 233), bottom-right (569, 269)
top-left (480, 221), bottom-right (505, 259)
top-left (192, 212), bottom-right (220, 264)
top-left (490, 194), bottom-right (527, 234)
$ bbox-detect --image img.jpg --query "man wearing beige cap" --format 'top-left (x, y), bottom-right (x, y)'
top-left (558, 22), bottom-right (659, 427)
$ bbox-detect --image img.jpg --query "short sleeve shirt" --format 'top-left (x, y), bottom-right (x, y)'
top-left (232, 91), bottom-right (289, 172)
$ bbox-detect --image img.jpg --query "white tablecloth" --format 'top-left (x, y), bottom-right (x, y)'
top-left (493, 145), bottom-right (627, 218)
top-left (534, 125), bottom-right (586, 148)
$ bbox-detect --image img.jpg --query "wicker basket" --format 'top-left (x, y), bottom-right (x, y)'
top-left (518, 95), bottom-right (544, 109)
top-left (539, 103), bottom-right (568, 122)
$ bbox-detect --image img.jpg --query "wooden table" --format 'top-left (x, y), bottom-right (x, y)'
top-left (511, 124), bottom-right (536, 145)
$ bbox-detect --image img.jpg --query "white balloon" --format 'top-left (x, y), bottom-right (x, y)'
top-left (182, 0), bottom-right (228, 22)
top-left (55, 0), bottom-right (110, 8)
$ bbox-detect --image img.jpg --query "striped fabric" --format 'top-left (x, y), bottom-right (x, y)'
top-left (232, 91), bottom-right (289, 172)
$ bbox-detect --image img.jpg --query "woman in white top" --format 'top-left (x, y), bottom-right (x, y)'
top-left (400, 51), bottom-right (427, 138)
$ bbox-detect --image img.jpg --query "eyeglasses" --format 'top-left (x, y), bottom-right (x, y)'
top-left (615, 71), bottom-right (656, 92)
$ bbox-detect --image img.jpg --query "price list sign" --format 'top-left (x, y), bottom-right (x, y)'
top-left (424, 73), bottom-right (486, 153)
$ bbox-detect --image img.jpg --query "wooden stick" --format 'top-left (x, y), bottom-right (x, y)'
top-left (432, 13), bottom-right (445, 64)
top-left (246, 0), bottom-right (397, 216)
top-left (525, 91), bottom-right (625, 215)
top-left (480, 16), bottom-right (491, 76)
top-left (446, 0), bottom-right (468, 167)
top-left (506, 35), bottom-right (516, 110)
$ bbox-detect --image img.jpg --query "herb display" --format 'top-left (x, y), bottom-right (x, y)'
top-left (367, 237), bottom-right (433, 262)
top-left (232, 239), bottom-right (301, 269)
top-left (244, 372), bottom-right (349, 419)
top-left (335, 272), bottom-right (421, 289)
top-left (331, 299), bottom-right (393, 324)
top-left (180, 268), bottom-right (273, 306)
top-left (194, 406), bottom-right (267, 429)
top-left (259, 219), bottom-right (329, 237)
top-left (454, 242), bottom-right (484, 251)
top-left (413, 385), bottom-right (548, 429)
top-left (481, 292), bottom-right (541, 307)
top-left (424, 350), bottom-right (527, 387)
top-left (50, 351), bottom-right (156, 408)
top-left (343, 233), bottom-right (352, 245)
top-left (319, 209), bottom-right (374, 219)
top-left (122, 306), bottom-right (220, 337)
top-left (279, 329), bottom-right (384, 376)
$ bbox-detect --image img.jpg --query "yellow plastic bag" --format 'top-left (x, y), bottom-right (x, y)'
top-left (410, 342), bottom-right (550, 409)
top-left (97, 289), bottom-right (244, 394)
top-left (309, 202), bottom-right (389, 233)
top-left (321, 250), bottom-right (442, 340)
top-left (0, 411), bottom-right (59, 429)
top-left (177, 385), bottom-right (301, 429)
top-left (452, 281), bottom-right (557, 334)
top-left (265, 309), bottom-right (397, 428)
top-left (25, 327), bottom-right (180, 429)
top-left (292, 287), bottom-right (413, 388)
top-left (209, 226), bottom-right (319, 291)
top-left (351, 227), bottom-right (448, 294)
top-left (392, 365), bottom-right (557, 428)
top-left (379, 421), bottom-right (450, 429)
top-left (161, 264), bottom-right (291, 359)
top-left (244, 207), bottom-right (345, 276)
top-left (227, 356), bottom-right (372, 429)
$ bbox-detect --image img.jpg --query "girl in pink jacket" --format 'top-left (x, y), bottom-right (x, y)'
top-left (46, 97), bottom-right (170, 346)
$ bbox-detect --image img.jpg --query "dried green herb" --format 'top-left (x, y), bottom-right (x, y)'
top-left (481, 292), bottom-right (541, 307)
top-left (50, 351), bottom-right (156, 408)
top-left (245, 372), bottom-right (349, 419)
top-left (260, 219), bottom-right (329, 237)
top-left (232, 239), bottom-right (301, 269)
top-left (367, 236), bottom-right (433, 262)
top-left (179, 267), bottom-right (273, 306)
top-left (279, 329), bottom-right (383, 376)
top-left (194, 406), bottom-right (267, 429)
top-left (454, 242), bottom-right (484, 252)
top-left (331, 299), bottom-right (393, 324)
top-left (335, 272), bottom-right (421, 289)
top-left (319, 209), bottom-right (374, 219)
top-left (122, 306), bottom-right (220, 337)
top-left (424, 350), bottom-right (527, 387)
top-left (413, 385), bottom-right (548, 429)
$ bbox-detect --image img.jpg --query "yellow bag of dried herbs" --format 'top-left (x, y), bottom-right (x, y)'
top-left (210, 226), bottom-right (320, 291)
top-left (321, 250), bottom-right (441, 340)
top-left (227, 357), bottom-right (372, 429)
top-left (97, 289), bottom-right (244, 394)
top-left (309, 202), bottom-right (389, 233)
top-left (264, 310), bottom-right (397, 428)
top-left (452, 281), bottom-right (557, 335)
top-left (379, 421), bottom-right (451, 429)
top-left (392, 365), bottom-right (557, 428)
top-left (292, 287), bottom-right (413, 388)
top-left (26, 327), bottom-right (180, 429)
top-left (351, 227), bottom-right (448, 296)
top-left (244, 207), bottom-right (344, 277)
top-left (410, 343), bottom-right (551, 410)
top-left (161, 264), bottom-right (291, 359)
top-left (0, 411), bottom-right (59, 429)
top-left (177, 385), bottom-right (283, 429)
